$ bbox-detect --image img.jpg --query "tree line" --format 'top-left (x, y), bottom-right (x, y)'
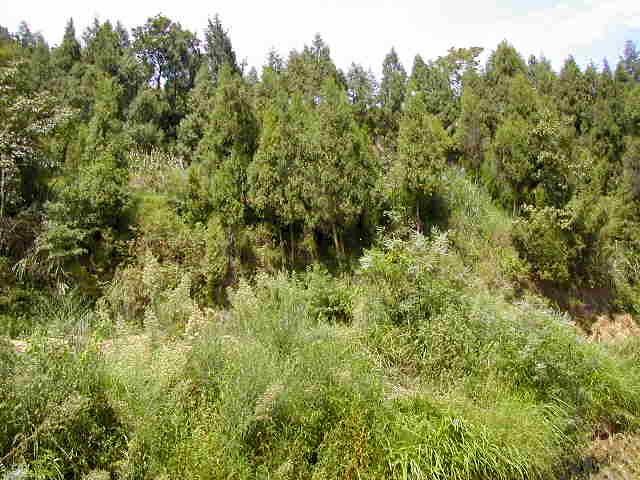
top-left (1, 14), bottom-right (640, 312)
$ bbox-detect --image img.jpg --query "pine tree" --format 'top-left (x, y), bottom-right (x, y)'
top-left (177, 64), bottom-right (217, 159)
top-left (379, 47), bottom-right (406, 114)
top-left (346, 62), bottom-right (377, 122)
top-left (204, 14), bottom-right (239, 85)
top-left (392, 91), bottom-right (451, 229)
top-left (486, 40), bottom-right (526, 85)
top-left (196, 65), bottom-right (258, 227)
top-left (266, 48), bottom-right (284, 73)
top-left (249, 90), bottom-right (309, 257)
top-left (54, 18), bottom-right (81, 72)
top-left (303, 78), bottom-right (376, 255)
top-left (286, 34), bottom-right (341, 100)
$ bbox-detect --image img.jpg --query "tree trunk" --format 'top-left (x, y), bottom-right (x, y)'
top-left (332, 223), bottom-right (342, 258)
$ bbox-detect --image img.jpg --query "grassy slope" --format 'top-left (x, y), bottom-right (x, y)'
top-left (2, 167), bottom-right (640, 479)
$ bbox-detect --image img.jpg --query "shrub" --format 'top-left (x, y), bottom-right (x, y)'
top-left (0, 338), bottom-right (125, 478)
top-left (512, 205), bottom-right (580, 284)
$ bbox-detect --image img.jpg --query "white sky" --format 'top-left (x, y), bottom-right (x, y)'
top-left (2, 0), bottom-right (640, 76)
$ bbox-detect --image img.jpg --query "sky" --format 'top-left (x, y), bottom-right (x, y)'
top-left (2, 0), bottom-right (640, 76)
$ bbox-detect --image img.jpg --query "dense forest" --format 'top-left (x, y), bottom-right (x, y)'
top-left (2, 13), bottom-right (640, 479)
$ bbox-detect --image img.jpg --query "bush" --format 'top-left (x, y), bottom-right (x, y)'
top-left (0, 338), bottom-right (125, 478)
top-left (512, 206), bottom-right (579, 284)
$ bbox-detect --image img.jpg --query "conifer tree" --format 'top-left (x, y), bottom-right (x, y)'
top-left (54, 18), bottom-right (81, 72)
top-left (204, 14), bottom-right (239, 85)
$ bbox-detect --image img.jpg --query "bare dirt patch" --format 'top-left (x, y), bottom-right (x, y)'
top-left (581, 433), bottom-right (640, 480)
top-left (588, 314), bottom-right (640, 344)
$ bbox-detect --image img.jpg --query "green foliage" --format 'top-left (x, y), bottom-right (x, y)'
top-left (623, 135), bottom-right (640, 199)
top-left (390, 92), bottom-right (452, 227)
top-left (25, 154), bottom-right (131, 289)
top-left (358, 231), bottom-right (640, 427)
top-left (132, 14), bottom-right (200, 127)
top-left (0, 338), bottom-right (125, 478)
top-left (346, 62), bottom-right (377, 125)
top-left (126, 87), bottom-right (170, 149)
top-left (203, 14), bottom-right (239, 84)
top-left (379, 47), bottom-right (407, 115)
top-left (52, 18), bottom-right (81, 73)
top-left (83, 74), bottom-right (125, 160)
top-left (4, 18), bottom-right (640, 479)
top-left (486, 107), bottom-right (571, 209)
top-left (196, 65), bottom-right (259, 227)
top-left (377, 47), bottom-right (407, 140)
top-left (176, 64), bottom-right (216, 160)
top-left (455, 84), bottom-right (490, 170)
top-left (249, 91), bottom-right (308, 230)
top-left (512, 206), bottom-right (580, 284)
top-left (302, 78), bottom-right (377, 254)
top-left (486, 41), bottom-right (527, 84)
top-left (285, 34), bottom-right (342, 101)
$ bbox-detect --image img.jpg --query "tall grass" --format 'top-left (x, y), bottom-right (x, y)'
top-left (0, 337), bottom-right (124, 478)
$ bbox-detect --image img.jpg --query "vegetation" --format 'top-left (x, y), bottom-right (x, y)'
top-left (1, 13), bottom-right (640, 479)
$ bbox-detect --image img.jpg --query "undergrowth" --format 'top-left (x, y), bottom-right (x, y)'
top-left (2, 171), bottom-right (639, 479)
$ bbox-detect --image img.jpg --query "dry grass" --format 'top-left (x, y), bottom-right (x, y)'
top-left (589, 314), bottom-right (640, 344)
top-left (580, 433), bottom-right (640, 480)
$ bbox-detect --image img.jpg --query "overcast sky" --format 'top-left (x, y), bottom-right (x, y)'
top-left (2, 0), bottom-right (640, 76)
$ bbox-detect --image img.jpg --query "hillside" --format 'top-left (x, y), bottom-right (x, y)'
top-left (2, 15), bottom-right (640, 479)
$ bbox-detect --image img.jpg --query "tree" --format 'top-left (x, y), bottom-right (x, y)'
top-left (83, 19), bottom-right (126, 76)
top-left (177, 64), bottom-right (217, 160)
top-left (132, 15), bottom-right (200, 98)
top-left (555, 56), bottom-right (590, 133)
top-left (126, 87), bottom-right (171, 149)
top-left (489, 107), bottom-right (570, 209)
top-left (30, 153), bottom-right (131, 286)
top-left (391, 91), bottom-right (451, 229)
top-left (485, 40), bottom-right (526, 85)
top-left (620, 40), bottom-right (640, 82)
top-left (82, 19), bottom-right (145, 106)
top-left (346, 62), bottom-right (377, 124)
top-left (0, 56), bottom-right (71, 266)
top-left (266, 48), bottom-right (284, 73)
top-left (53, 18), bottom-right (81, 72)
top-left (249, 90), bottom-right (309, 261)
top-left (379, 47), bottom-right (406, 114)
top-left (376, 47), bottom-right (407, 143)
top-left (132, 15), bottom-right (201, 138)
top-left (408, 55), bottom-right (453, 126)
top-left (286, 34), bottom-right (342, 100)
top-left (455, 84), bottom-right (490, 170)
top-left (83, 75), bottom-right (125, 161)
top-left (203, 14), bottom-right (239, 84)
top-left (527, 54), bottom-right (556, 96)
top-left (196, 65), bottom-right (259, 227)
top-left (246, 66), bottom-right (259, 85)
top-left (624, 84), bottom-right (640, 136)
top-left (623, 136), bottom-right (640, 200)
top-left (303, 78), bottom-right (376, 255)
top-left (407, 48), bottom-right (483, 132)
top-left (0, 25), bottom-right (10, 44)
top-left (0, 61), bottom-right (68, 219)
top-left (16, 22), bottom-right (35, 49)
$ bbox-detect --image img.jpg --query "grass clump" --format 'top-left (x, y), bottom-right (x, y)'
top-left (0, 337), bottom-right (124, 478)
